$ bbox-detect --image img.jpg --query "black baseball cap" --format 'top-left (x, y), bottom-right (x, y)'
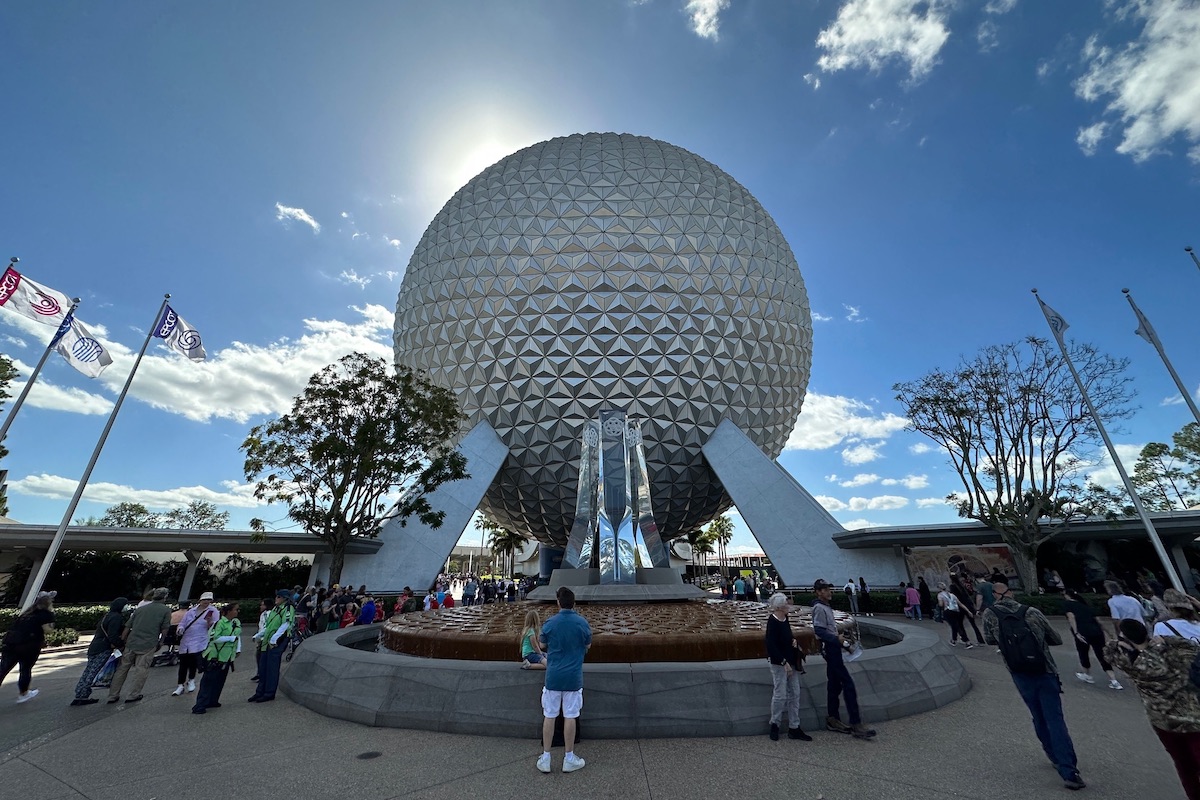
top-left (812, 579), bottom-right (835, 591)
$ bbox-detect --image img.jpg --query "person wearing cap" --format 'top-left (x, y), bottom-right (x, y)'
top-left (173, 591), bottom-right (221, 697)
top-left (811, 579), bottom-right (876, 739)
top-left (0, 590), bottom-right (57, 703)
top-left (982, 573), bottom-right (1085, 791)
top-left (107, 587), bottom-right (172, 704)
top-left (1153, 588), bottom-right (1200, 640)
top-left (248, 589), bottom-right (295, 703)
top-left (71, 595), bottom-right (128, 706)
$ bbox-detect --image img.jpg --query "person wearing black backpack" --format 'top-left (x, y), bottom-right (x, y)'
top-left (982, 573), bottom-right (1085, 791)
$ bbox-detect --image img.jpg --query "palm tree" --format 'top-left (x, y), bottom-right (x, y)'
top-left (694, 529), bottom-right (717, 583)
top-left (481, 518), bottom-right (527, 578)
top-left (704, 515), bottom-right (734, 580)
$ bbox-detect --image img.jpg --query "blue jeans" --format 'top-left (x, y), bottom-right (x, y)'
top-left (253, 641), bottom-right (286, 700)
top-left (822, 642), bottom-right (861, 725)
top-left (1010, 672), bottom-right (1078, 781)
top-left (194, 663), bottom-right (229, 711)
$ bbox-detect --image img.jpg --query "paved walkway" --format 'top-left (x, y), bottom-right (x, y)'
top-left (0, 616), bottom-right (1186, 800)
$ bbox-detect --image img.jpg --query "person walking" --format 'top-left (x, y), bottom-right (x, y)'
top-left (917, 577), bottom-right (933, 618)
top-left (843, 579), bottom-right (859, 616)
top-left (248, 589), bottom-right (295, 704)
top-left (812, 579), bottom-right (876, 739)
top-left (903, 583), bottom-right (922, 621)
top-left (536, 587), bottom-right (592, 774)
top-left (71, 596), bottom-right (128, 706)
top-left (950, 577), bottom-right (985, 645)
top-left (1105, 580), bottom-right (1147, 637)
top-left (733, 575), bottom-right (746, 601)
top-left (937, 582), bottom-right (973, 649)
top-left (107, 587), bottom-right (172, 704)
top-left (858, 578), bottom-right (873, 617)
top-left (1106, 617), bottom-right (1200, 799)
top-left (1, 590), bottom-right (57, 703)
top-left (983, 573), bottom-right (1085, 791)
top-left (173, 592), bottom-right (220, 697)
top-left (1155, 589), bottom-right (1200, 640)
top-left (192, 602), bottom-right (241, 714)
top-left (764, 593), bottom-right (811, 742)
top-left (1062, 588), bottom-right (1122, 690)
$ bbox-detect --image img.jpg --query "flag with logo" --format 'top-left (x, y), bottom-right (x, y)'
top-left (152, 304), bottom-right (206, 361)
top-left (0, 266), bottom-right (72, 327)
top-left (51, 312), bottom-right (113, 378)
top-left (1036, 295), bottom-right (1069, 344)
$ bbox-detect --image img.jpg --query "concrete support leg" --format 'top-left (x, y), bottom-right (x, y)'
top-left (1171, 543), bottom-right (1196, 593)
top-left (701, 419), bottom-right (906, 588)
top-left (306, 557), bottom-right (321, 589)
top-left (179, 550), bottom-right (203, 600)
top-left (18, 552), bottom-right (46, 608)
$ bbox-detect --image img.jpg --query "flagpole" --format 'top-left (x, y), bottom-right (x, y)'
top-left (1124, 289), bottom-right (1200, 427)
top-left (0, 297), bottom-right (83, 444)
top-left (1187, 247), bottom-right (1200, 274)
top-left (1033, 289), bottom-right (1184, 593)
top-left (20, 294), bottom-right (172, 611)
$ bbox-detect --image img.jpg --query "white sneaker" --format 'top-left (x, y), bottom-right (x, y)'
top-left (965, 643), bottom-right (975, 650)
top-left (563, 753), bottom-right (586, 773)
top-left (536, 753), bottom-right (551, 773)
top-left (1075, 672), bottom-right (1095, 684)
top-left (949, 640), bottom-right (956, 647)
top-left (1110, 679), bottom-right (1124, 690)
top-left (172, 685), bottom-right (185, 696)
top-left (186, 679), bottom-right (196, 693)
top-left (16, 689), bottom-right (39, 703)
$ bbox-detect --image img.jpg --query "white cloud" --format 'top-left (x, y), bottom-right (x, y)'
top-left (274, 203), bottom-right (321, 233)
top-left (10, 473), bottom-right (264, 510)
top-left (340, 211), bottom-right (349, 218)
top-left (812, 311), bottom-right (833, 322)
top-left (4, 355), bottom-right (114, 416)
top-left (816, 495), bottom-right (849, 512)
top-left (685, 0), bottom-right (730, 40)
top-left (1075, 121), bottom-right (1108, 156)
top-left (97, 304), bottom-right (394, 424)
top-left (1075, 1), bottom-right (1200, 162)
top-left (848, 495), bottom-right (908, 511)
top-left (3, 335), bottom-right (27, 348)
top-left (840, 473), bottom-right (880, 487)
top-left (843, 442), bottom-right (884, 464)
top-left (387, 239), bottom-right (402, 249)
top-left (917, 135), bottom-right (929, 147)
top-left (977, 20), bottom-right (999, 52)
top-left (803, 73), bottom-right (822, 90)
top-left (909, 442), bottom-right (933, 454)
top-left (1161, 394), bottom-right (1185, 406)
top-left (384, 270), bottom-right (401, 282)
top-left (916, 497), bottom-right (947, 508)
top-left (881, 473), bottom-right (929, 489)
top-left (844, 304), bottom-right (867, 323)
top-left (338, 269), bottom-right (372, 289)
top-left (787, 394), bottom-right (908, 450)
top-left (985, 0), bottom-right (1018, 13)
top-left (816, 0), bottom-right (952, 82)
top-left (1084, 443), bottom-right (1146, 489)
top-left (841, 518), bottom-right (879, 530)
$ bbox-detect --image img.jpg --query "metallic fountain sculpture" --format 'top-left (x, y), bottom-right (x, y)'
top-left (563, 409), bottom-right (670, 583)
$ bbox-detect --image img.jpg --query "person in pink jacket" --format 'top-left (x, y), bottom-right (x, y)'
top-left (173, 592), bottom-right (220, 696)
top-left (903, 583), bottom-right (923, 621)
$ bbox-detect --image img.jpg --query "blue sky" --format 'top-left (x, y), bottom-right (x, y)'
top-left (1, 0), bottom-right (1198, 557)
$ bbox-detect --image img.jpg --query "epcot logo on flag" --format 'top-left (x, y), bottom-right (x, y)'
top-left (31, 291), bottom-right (62, 317)
top-left (153, 303), bottom-right (207, 362)
top-left (71, 337), bottom-right (105, 363)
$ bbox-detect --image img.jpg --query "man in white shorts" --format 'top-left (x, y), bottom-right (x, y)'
top-left (537, 586), bottom-right (592, 773)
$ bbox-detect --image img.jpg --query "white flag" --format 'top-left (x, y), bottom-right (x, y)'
top-left (1036, 296), bottom-right (1069, 343)
top-left (0, 266), bottom-right (72, 327)
top-left (51, 312), bottom-right (113, 378)
top-left (1128, 297), bottom-right (1158, 347)
top-left (152, 304), bottom-right (206, 361)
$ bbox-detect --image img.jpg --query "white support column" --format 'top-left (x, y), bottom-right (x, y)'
top-left (306, 557), bottom-right (322, 589)
top-left (1171, 543), bottom-right (1197, 593)
top-left (179, 550), bottom-right (203, 600)
top-left (18, 552), bottom-right (47, 607)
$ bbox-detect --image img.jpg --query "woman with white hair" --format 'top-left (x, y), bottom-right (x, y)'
top-left (763, 593), bottom-right (812, 742)
top-left (0, 590), bottom-right (57, 703)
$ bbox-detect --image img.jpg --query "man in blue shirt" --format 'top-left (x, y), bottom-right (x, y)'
top-left (812, 579), bottom-right (876, 740)
top-left (537, 587), bottom-right (592, 774)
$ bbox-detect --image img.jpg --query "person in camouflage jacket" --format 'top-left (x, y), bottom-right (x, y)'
top-left (1105, 617), bottom-right (1200, 799)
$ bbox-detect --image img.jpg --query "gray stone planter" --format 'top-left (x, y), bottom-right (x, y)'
top-left (281, 618), bottom-right (969, 738)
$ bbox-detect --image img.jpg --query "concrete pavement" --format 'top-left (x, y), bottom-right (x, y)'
top-left (0, 616), bottom-right (1187, 800)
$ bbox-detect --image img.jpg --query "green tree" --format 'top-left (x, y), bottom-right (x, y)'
top-left (704, 514), bottom-right (734, 579)
top-left (1084, 422), bottom-right (1200, 516)
top-left (483, 519), bottom-right (527, 578)
top-left (693, 528), bottom-right (717, 576)
top-left (161, 500), bottom-right (230, 530)
top-left (242, 353), bottom-right (468, 585)
top-left (894, 336), bottom-right (1134, 590)
top-left (99, 502), bottom-right (160, 528)
top-left (0, 355), bottom-right (19, 516)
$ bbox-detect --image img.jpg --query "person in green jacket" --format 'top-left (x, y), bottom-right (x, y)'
top-left (248, 589), bottom-right (295, 703)
top-left (192, 603), bottom-right (241, 714)
top-left (107, 587), bottom-right (172, 704)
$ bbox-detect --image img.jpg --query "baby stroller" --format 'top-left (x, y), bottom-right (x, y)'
top-left (284, 614), bottom-right (312, 663)
top-left (151, 624), bottom-right (180, 668)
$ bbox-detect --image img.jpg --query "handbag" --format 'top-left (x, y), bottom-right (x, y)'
top-left (92, 650), bottom-right (122, 687)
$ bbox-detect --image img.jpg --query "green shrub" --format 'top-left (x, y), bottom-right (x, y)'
top-left (45, 627), bottom-right (79, 647)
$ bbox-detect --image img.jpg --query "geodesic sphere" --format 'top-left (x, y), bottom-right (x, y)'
top-left (394, 133), bottom-right (811, 547)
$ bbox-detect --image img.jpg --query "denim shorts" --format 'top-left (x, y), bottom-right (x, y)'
top-left (524, 652), bottom-right (544, 664)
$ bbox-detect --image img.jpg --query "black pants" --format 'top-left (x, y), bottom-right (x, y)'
top-left (178, 652), bottom-right (200, 684)
top-left (964, 612), bottom-right (985, 644)
top-left (946, 609), bottom-right (970, 644)
top-left (1075, 630), bottom-right (1111, 672)
top-left (0, 644), bottom-right (41, 693)
top-left (860, 593), bottom-right (872, 614)
top-left (193, 663), bottom-right (229, 711)
top-left (823, 641), bottom-right (861, 724)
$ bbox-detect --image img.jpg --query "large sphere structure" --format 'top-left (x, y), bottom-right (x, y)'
top-left (394, 133), bottom-right (812, 547)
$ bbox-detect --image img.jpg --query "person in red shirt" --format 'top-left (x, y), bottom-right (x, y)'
top-left (442, 594), bottom-right (455, 609)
